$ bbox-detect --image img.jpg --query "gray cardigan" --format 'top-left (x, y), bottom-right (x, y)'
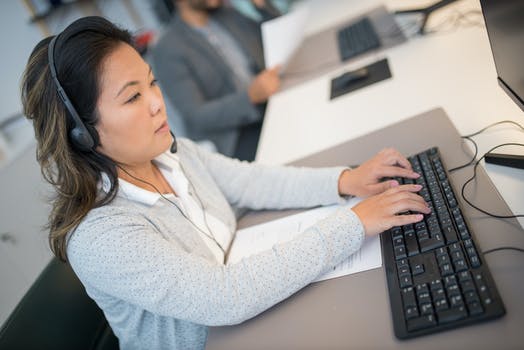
top-left (67, 139), bottom-right (365, 350)
top-left (152, 7), bottom-right (267, 156)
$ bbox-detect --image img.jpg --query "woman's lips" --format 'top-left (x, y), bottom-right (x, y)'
top-left (155, 121), bottom-right (169, 133)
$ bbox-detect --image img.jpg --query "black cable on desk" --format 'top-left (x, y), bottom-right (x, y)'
top-left (448, 120), bottom-right (524, 173)
top-left (483, 246), bottom-right (524, 256)
top-left (460, 142), bottom-right (524, 219)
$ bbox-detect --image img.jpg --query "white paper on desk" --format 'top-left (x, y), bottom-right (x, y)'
top-left (227, 200), bottom-right (382, 282)
top-left (261, 5), bottom-right (310, 69)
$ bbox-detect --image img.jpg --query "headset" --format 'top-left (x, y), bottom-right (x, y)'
top-left (48, 34), bottom-right (96, 151)
top-left (47, 32), bottom-right (177, 153)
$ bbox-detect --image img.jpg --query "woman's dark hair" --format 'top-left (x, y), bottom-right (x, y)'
top-left (21, 16), bottom-right (134, 261)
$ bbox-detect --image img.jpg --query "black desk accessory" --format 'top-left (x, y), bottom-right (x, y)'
top-left (485, 153), bottom-right (524, 170)
top-left (330, 58), bottom-right (391, 100)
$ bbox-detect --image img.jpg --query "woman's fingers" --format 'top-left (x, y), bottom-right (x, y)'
top-left (352, 184), bottom-right (431, 236)
top-left (390, 197), bottom-right (431, 215)
top-left (385, 188), bottom-right (430, 214)
top-left (386, 184), bottom-right (422, 194)
top-left (380, 148), bottom-right (413, 170)
top-left (366, 179), bottom-right (399, 195)
top-left (378, 165), bottom-right (420, 179)
top-left (389, 213), bottom-right (425, 227)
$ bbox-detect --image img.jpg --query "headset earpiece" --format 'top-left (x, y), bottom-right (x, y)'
top-left (48, 35), bottom-right (96, 151)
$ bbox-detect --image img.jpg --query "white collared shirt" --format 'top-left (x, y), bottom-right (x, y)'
top-left (101, 151), bottom-right (232, 263)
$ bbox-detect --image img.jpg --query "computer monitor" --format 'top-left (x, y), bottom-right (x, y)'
top-left (480, 0), bottom-right (524, 169)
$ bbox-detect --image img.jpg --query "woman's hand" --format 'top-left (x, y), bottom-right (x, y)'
top-left (352, 184), bottom-right (430, 237)
top-left (338, 148), bottom-right (420, 198)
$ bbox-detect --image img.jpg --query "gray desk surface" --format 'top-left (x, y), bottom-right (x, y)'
top-left (207, 108), bottom-right (524, 349)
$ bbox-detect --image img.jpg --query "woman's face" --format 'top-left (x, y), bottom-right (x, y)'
top-left (95, 43), bottom-right (172, 166)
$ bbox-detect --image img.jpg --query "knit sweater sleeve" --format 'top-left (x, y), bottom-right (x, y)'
top-left (67, 205), bottom-right (365, 326)
top-left (179, 139), bottom-right (350, 210)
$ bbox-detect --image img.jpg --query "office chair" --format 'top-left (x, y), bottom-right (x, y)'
top-left (0, 257), bottom-right (118, 350)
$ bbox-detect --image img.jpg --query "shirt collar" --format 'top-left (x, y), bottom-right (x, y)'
top-left (100, 151), bottom-right (183, 206)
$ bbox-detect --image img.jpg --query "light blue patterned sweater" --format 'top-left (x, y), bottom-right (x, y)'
top-left (67, 139), bottom-right (365, 349)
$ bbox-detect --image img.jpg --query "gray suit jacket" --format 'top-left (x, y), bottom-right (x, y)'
top-left (152, 7), bottom-right (267, 157)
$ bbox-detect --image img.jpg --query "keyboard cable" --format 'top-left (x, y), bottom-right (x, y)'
top-left (446, 120), bottom-right (524, 256)
top-left (483, 246), bottom-right (524, 256)
top-left (448, 120), bottom-right (524, 173)
top-left (459, 141), bottom-right (524, 219)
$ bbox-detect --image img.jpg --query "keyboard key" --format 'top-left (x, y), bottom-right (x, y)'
top-left (470, 255), bottom-right (481, 268)
top-left (458, 271), bottom-right (472, 282)
top-left (420, 303), bottom-right (434, 316)
top-left (393, 237), bottom-right (404, 247)
top-left (464, 290), bottom-right (480, 304)
top-left (416, 285), bottom-right (432, 305)
top-left (391, 227), bottom-right (403, 239)
top-left (437, 306), bottom-right (467, 324)
top-left (437, 253), bottom-right (451, 266)
top-left (420, 238), bottom-right (445, 252)
top-left (394, 245), bottom-right (407, 260)
top-left (434, 298), bottom-right (449, 312)
top-left (412, 263), bottom-right (425, 276)
top-left (459, 228), bottom-right (471, 240)
top-left (440, 263), bottom-right (453, 276)
top-left (454, 259), bottom-right (468, 272)
top-left (399, 274), bottom-right (413, 288)
top-left (398, 265), bottom-right (410, 276)
top-left (407, 314), bottom-right (437, 332)
top-left (442, 225), bottom-right (458, 243)
top-left (450, 249), bottom-right (465, 262)
top-left (405, 231), bottom-right (419, 256)
top-left (402, 287), bottom-right (417, 308)
top-left (450, 295), bottom-right (464, 308)
top-left (403, 223), bottom-right (415, 234)
top-left (430, 279), bottom-right (443, 290)
top-left (405, 306), bottom-right (419, 320)
top-left (397, 258), bottom-right (408, 267)
top-left (444, 275), bottom-right (458, 287)
top-left (465, 246), bottom-right (477, 257)
top-left (460, 280), bottom-right (476, 293)
top-left (463, 239), bottom-right (474, 248)
top-left (449, 243), bottom-right (462, 254)
top-left (435, 247), bottom-right (447, 257)
top-left (446, 283), bottom-right (461, 296)
top-left (467, 302), bottom-right (484, 316)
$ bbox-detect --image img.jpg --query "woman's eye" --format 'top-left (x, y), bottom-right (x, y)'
top-left (126, 93), bottom-right (140, 104)
top-left (151, 79), bottom-right (158, 87)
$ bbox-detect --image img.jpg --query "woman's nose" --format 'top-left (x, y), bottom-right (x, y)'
top-left (150, 90), bottom-right (164, 116)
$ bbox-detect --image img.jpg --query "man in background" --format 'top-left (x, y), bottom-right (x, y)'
top-left (153, 0), bottom-right (281, 161)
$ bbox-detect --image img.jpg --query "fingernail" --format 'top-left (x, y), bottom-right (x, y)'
top-left (390, 180), bottom-right (399, 187)
top-left (416, 214), bottom-right (424, 221)
top-left (413, 172), bottom-right (421, 178)
top-left (415, 184), bottom-right (422, 190)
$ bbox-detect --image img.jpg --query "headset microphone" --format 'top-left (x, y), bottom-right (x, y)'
top-left (169, 130), bottom-right (178, 153)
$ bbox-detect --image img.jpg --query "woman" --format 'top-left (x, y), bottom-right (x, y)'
top-left (22, 16), bottom-right (429, 350)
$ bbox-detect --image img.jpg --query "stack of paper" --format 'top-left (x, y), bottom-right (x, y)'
top-left (227, 201), bottom-right (382, 282)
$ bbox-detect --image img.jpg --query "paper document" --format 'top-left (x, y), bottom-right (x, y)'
top-left (261, 5), bottom-right (310, 69)
top-left (227, 201), bottom-right (382, 282)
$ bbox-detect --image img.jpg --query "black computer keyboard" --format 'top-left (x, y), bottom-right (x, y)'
top-left (381, 147), bottom-right (505, 339)
top-left (337, 17), bottom-right (381, 61)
